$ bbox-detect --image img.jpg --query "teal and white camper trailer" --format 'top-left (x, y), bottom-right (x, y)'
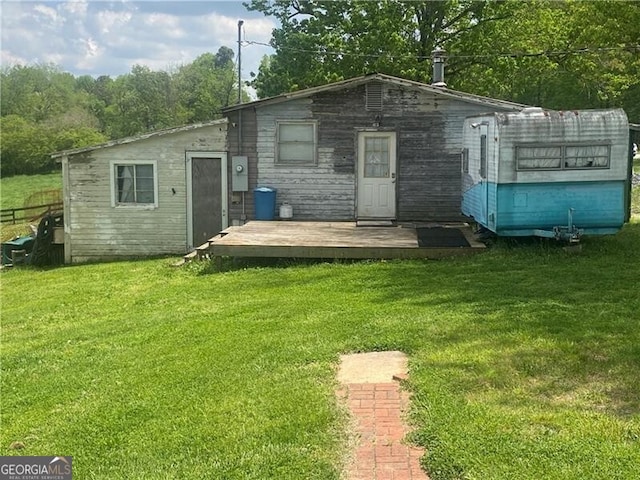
top-left (461, 108), bottom-right (631, 242)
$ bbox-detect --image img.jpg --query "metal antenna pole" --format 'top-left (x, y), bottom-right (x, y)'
top-left (237, 20), bottom-right (244, 104)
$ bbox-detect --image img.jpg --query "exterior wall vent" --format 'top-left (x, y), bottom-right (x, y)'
top-left (366, 82), bottom-right (383, 111)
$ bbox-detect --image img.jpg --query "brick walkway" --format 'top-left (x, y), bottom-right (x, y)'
top-left (337, 377), bottom-right (429, 480)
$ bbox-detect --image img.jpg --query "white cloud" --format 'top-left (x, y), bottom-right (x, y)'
top-left (97, 9), bottom-right (133, 34)
top-left (61, 0), bottom-right (88, 17)
top-left (33, 4), bottom-right (61, 25)
top-left (0, 49), bottom-right (28, 67)
top-left (0, 0), bottom-right (276, 81)
top-left (145, 13), bottom-right (184, 39)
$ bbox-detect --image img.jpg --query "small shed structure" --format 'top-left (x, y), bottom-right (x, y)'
top-left (223, 73), bottom-right (526, 224)
top-left (53, 120), bottom-right (227, 263)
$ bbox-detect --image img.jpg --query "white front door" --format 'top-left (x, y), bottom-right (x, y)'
top-left (357, 131), bottom-right (396, 219)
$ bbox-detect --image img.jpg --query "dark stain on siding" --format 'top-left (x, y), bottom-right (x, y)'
top-left (310, 84), bottom-right (462, 221)
top-left (228, 81), bottom-right (508, 222)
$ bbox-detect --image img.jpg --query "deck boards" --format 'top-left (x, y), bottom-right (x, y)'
top-left (200, 221), bottom-right (484, 260)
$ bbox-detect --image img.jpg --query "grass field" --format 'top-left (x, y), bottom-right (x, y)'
top-left (0, 172), bottom-right (63, 241)
top-left (2, 223), bottom-right (639, 479)
top-left (0, 171), bottom-right (62, 210)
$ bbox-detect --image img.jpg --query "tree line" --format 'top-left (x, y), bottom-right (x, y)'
top-left (247, 0), bottom-right (639, 121)
top-left (0, 47), bottom-right (239, 177)
top-left (2, 1), bottom-right (638, 177)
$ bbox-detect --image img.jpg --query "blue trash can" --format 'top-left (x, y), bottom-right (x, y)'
top-left (254, 187), bottom-right (277, 220)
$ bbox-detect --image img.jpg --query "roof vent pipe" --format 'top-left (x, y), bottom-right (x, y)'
top-left (431, 47), bottom-right (446, 88)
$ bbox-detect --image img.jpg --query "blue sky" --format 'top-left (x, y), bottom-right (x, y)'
top-left (1, 1), bottom-right (276, 82)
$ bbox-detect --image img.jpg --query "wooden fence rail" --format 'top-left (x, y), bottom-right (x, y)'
top-left (0, 202), bottom-right (64, 225)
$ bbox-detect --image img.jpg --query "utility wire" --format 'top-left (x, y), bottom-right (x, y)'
top-left (242, 40), bottom-right (640, 60)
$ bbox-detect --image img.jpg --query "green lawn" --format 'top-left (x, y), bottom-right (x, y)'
top-left (2, 225), bottom-right (639, 479)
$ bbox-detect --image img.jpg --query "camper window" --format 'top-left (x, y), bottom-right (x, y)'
top-left (516, 144), bottom-right (610, 171)
top-left (564, 145), bottom-right (610, 168)
top-left (480, 135), bottom-right (487, 178)
top-left (462, 148), bottom-right (469, 173)
top-left (276, 121), bottom-right (317, 166)
top-left (516, 146), bottom-right (562, 170)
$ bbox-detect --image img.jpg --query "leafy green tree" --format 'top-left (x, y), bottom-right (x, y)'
top-left (0, 64), bottom-right (77, 122)
top-left (215, 46), bottom-right (236, 68)
top-left (246, 0), bottom-right (639, 122)
top-left (102, 66), bottom-right (176, 138)
top-left (0, 113), bottom-right (107, 176)
top-left (174, 49), bottom-right (238, 123)
top-left (2, 116), bottom-right (50, 176)
top-left (245, 0), bottom-right (523, 97)
top-left (1, 65), bottom-right (108, 176)
top-left (454, 0), bottom-right (640, 117)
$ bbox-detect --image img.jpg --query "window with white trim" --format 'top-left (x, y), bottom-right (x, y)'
top-left (276, 121), bottom-right (317, 165)
top-left (112, 162), bottom-right (157, 206)
top-left (516, 144), bottom-right (610, 170)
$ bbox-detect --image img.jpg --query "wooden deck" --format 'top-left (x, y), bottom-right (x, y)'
top-left (187, 221), bottom-right (485, 262)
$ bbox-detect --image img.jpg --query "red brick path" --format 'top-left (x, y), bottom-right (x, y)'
top-left (337, 379), bottom-right (429, 480)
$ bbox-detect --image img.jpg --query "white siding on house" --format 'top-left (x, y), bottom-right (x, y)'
top-left (63, 123), bottom-right (227, 262)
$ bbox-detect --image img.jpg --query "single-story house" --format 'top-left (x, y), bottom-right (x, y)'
top-left (54, 73), bottom-right (529, 263)
top-left (223, 73), bottom-right (526, 224)
top-left (52, 120), bottom-right (228, 263)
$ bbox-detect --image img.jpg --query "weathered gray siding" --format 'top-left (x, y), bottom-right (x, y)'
top-left (64, 124), bottom-right (227, 263)
top-left (397, 96), bottom-right (501, 220)
top-left (249, 82), bottom-right (512, 222)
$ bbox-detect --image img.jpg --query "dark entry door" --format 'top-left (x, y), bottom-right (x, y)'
top-left (191, 157), bottom-right (222, 248)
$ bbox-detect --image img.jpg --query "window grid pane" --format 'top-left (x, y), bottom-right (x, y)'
top-left (117, 165), bottom-right (135, 203)
top-left (116, 164), bottom-right (155, 204)
top-left (279, 124), bottom-right (313, 142)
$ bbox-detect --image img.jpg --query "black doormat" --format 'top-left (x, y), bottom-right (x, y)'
top-left (416, 227), bottom-right (470, 248)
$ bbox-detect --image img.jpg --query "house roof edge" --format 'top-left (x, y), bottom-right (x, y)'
top-left (223, 73), bottom-right (527, 113)
top-left (52, 118), bottom-right (228, 159)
